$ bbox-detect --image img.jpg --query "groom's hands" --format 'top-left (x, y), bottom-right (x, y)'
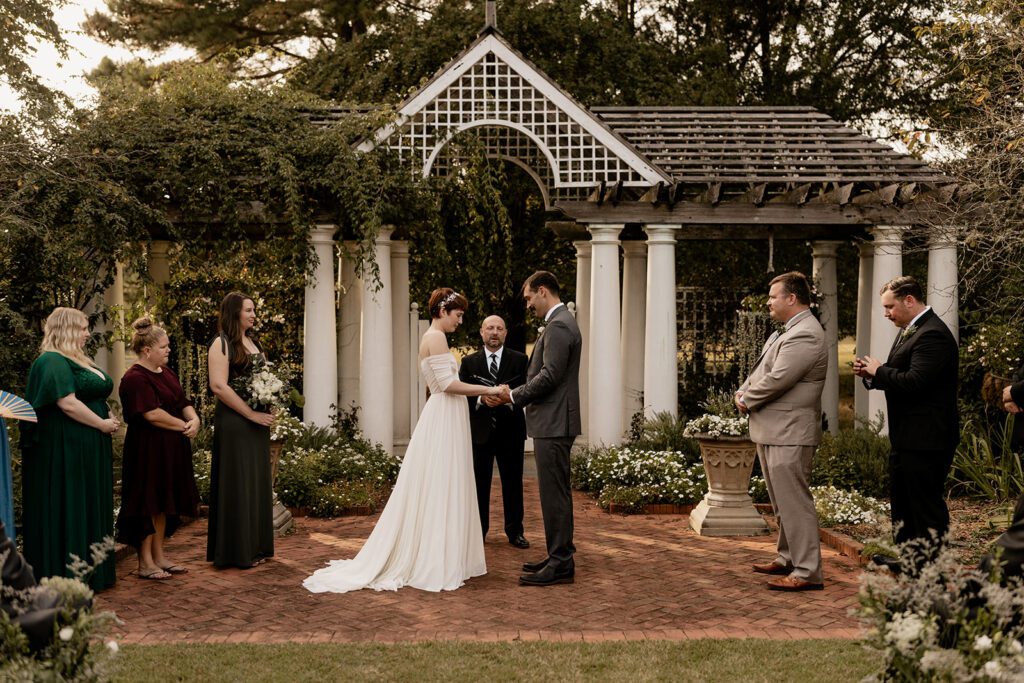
top-left (483, 384), bottom-right (512, 406)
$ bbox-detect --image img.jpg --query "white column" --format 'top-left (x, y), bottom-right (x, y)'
top-left (588, 224), bottom-right (624, 445)
top-left (574, 240), bottom-right (592, 441)
top-left (868, 225), bottom-right (906, 432)
top-left (360, 227), bottom-right (395, 453)
top-left (620, 240), bottom-right (647, 429)
top-left (147, 240), bottom-right (171, 306)
top-left (338, 242), bottom-right (362, 412)
top-left (303, 225), bottom-right (338, 427)
top-left (391, 239), bottom-right (411, 445)
top-left (643, 224), bottom-right (678, 419)
top-left (812, 241), bottom-right (842, 434)
top-left (854, 241), bottom-right (874, 423)
top-left (927, 228), bottom-right (959, 341)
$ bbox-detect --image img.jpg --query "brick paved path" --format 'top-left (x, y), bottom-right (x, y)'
top-left (98, 482), bottom-right (865, 644)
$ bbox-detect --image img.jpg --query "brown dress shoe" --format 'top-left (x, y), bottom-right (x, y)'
top-left (752, 561), bottom-right (791, 575)
top-left (767, 576), bottom-right (824, 591)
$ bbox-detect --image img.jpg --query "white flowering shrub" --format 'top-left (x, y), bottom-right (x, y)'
top-left (858, 543), bottom-right (1024, 681)
top-left (275, 438), bottom-right (400, 516)
top-left (572, 446), bottom-right (708, 509)
top-left (1, 538), bottom-right (121, 681)
top-left (682, 413), bottom-right (750, 438)
top-left (811, 485), bottom-right (889, 526)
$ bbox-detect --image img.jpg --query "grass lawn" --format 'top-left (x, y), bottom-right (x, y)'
top-left (111, 640), bottom-right (876, 682)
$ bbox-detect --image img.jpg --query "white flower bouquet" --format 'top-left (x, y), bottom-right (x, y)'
top-left (230, 356), bottom-right (294, 410)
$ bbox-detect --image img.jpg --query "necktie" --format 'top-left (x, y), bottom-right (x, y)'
top-left (489, 353), bottom-right (498, 380)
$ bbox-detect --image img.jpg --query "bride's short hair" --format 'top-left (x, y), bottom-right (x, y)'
top-left (428, 288), bottom-right (468, 318)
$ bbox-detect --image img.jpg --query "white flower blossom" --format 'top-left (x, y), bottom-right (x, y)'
top-left (975, 635), bottom-right (994, 652)
top-left (59, 627), bottom-right (74, 641)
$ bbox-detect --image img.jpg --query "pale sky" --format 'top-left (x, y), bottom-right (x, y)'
top-left (10, 0), bottom-right (190, 110)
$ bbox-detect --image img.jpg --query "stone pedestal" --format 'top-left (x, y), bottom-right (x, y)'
top-left (689, 436), bottom-right (769, 536)
top-left (269, 440), bottom-right (293, 537)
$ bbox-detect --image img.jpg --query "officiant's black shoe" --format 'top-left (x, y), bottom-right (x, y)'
top-left (522, 557), bottom-right (549, 573)
top-left (871, 554), bottom-right (904, 575)
top-left (509, 535), bottom-right (530, 549)
top-left (519, 564), bottom-right (574, 586)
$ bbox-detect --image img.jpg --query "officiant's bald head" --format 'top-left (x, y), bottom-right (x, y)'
top-left (480, 315), bottom-right (507, 352)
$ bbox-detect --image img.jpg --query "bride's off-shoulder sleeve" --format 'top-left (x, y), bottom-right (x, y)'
top-left (425, 355), bottom-right (457, 392)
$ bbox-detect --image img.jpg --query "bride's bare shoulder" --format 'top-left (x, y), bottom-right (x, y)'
top-left (418, 329), bottom-right (449, 359)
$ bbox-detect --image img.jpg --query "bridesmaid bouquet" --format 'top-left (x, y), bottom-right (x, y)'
top-left (230, 357), bottom-right (294, 410)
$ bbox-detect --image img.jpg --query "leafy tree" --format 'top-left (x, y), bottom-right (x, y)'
top-left (0, 0), bottom-right (69, 122)
top-left (84, 0), bottom-right (391, 80)
top-left (651, 0), bottom-right (960, 125)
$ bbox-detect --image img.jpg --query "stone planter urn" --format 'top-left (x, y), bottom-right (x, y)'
top-left (689, 435), bottom-right (769, 536)
top-left (269, 439), bottom-right (294, 537)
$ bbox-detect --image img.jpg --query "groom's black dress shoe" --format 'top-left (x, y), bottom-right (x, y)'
top-left (519, 564), bottom-right (574, 586)
top-left (508, 535), bottom-right (530, 549)
top-left (522, 557), bottom-right (548, 573)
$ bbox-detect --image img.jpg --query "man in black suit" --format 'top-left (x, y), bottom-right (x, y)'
top-left (496, 271), bottom-right (582, 586)
top-left (459, 315), bottom-right (530, 549)
top-left (854, 275), bottom-right (959, 558)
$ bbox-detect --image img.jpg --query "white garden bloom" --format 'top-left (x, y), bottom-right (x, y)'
top-left (974, 635), bottom-right (993, 651)
top-left (983, 660), bottom-right (1000, 676)
top-left (107, 640), bottom-right (119, 653)
top-left (59, 627), bottom-right (74, 641)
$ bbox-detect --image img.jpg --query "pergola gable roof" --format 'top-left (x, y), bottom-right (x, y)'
top-left (357, 28), bottom-right (670, 195)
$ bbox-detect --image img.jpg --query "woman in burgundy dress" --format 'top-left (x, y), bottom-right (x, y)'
top-left (116, 317), bottom-right (201, 580)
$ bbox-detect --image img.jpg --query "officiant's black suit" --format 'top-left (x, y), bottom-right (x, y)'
top-left (865, 309), bottom-right (959, 547)
top-left (459, 347), bottom-right (529, 540)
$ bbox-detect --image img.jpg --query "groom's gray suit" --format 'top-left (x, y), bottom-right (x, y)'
top-left (511, 303), bottom-right (582, 570)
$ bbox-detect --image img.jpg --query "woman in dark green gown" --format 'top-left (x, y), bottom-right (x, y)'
top-left (21, 307), bottom-right (121, 591)
top-left (206, 292), bottom-right (275, 568)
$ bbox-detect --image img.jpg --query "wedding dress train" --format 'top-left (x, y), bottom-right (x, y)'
top-left (302, 353), bottom-right (486, 593)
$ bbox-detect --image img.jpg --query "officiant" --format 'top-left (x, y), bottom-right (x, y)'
top-left (459, 315), bottom-right (530, 549)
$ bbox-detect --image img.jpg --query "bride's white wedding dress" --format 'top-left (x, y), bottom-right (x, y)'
top-left (303, 353), bottom-right (486, 593)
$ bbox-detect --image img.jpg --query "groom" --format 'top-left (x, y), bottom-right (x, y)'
top-left (495, 271), bottom-right (582, 586)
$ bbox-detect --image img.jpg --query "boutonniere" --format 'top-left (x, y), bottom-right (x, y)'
top-left (901, 324), bottom-right (919, 341)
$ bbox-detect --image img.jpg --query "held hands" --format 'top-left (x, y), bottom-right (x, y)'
top-left (482, 384), bottom-right (512, 407)
top-left (1002, 385), bottom-right (1021, 414)
top-left (733, 391), bottom-right (749, 415)
top-left (100, 416), bottom-right (120, 434)
top-left (182, 417), bottom-right (200, 438)
top-left (852, 356), bottom-right (881, 378)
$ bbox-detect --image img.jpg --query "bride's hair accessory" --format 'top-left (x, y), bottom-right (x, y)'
top-left (428, 288), bottom-right (469, 318)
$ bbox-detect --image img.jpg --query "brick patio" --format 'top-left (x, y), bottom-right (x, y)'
top-left (98, 481), bottom-right (866, 644)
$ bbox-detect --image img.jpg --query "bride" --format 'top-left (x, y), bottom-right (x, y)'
top-left (303, 288), bottom-right (505, 593)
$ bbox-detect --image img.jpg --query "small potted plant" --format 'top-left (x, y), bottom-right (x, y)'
top-left (683, 390), bottom-right (768, 536)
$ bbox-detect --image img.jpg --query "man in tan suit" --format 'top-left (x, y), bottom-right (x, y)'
top-left (735, 271), bottom-right (828, 591)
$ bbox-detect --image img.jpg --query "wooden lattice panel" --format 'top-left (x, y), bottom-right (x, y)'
top-left (394, 53), bottom-right (646, 188)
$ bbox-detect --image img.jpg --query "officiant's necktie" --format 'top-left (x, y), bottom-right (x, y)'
top-left (489, 354), bottom-right (498, 380)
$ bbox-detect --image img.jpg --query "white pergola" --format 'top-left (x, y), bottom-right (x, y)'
top-left (110, 19), bottom-right (958, 453)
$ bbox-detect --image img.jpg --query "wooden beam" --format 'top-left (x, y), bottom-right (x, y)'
top-left (603, 180), bottom-right (624, 205)
top-left (851, 183), bottom-right (899, 205)
top-left (807, 183), bottom-right (854, 205)
top-left (553, 199), bottom-right (944, 226)
top-left (639, 181), bottom-right (663, 205)
top-left (739, 183), bottom-right (767, 205)
top-left (768, 183), bottom-right (812, 205)
top-left (588, 181), bottom-right (605, 205)
top-left (693, 182), bottom-right (721, 205)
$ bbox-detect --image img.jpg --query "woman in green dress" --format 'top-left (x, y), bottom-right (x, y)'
top-left (206, 292), bottom-right (275, 569)
top-left (21, 307), bottom-right (120, 591)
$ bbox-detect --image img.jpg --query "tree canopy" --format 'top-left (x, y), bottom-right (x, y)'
top-left (87, 0), bottom-right (961, 129)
